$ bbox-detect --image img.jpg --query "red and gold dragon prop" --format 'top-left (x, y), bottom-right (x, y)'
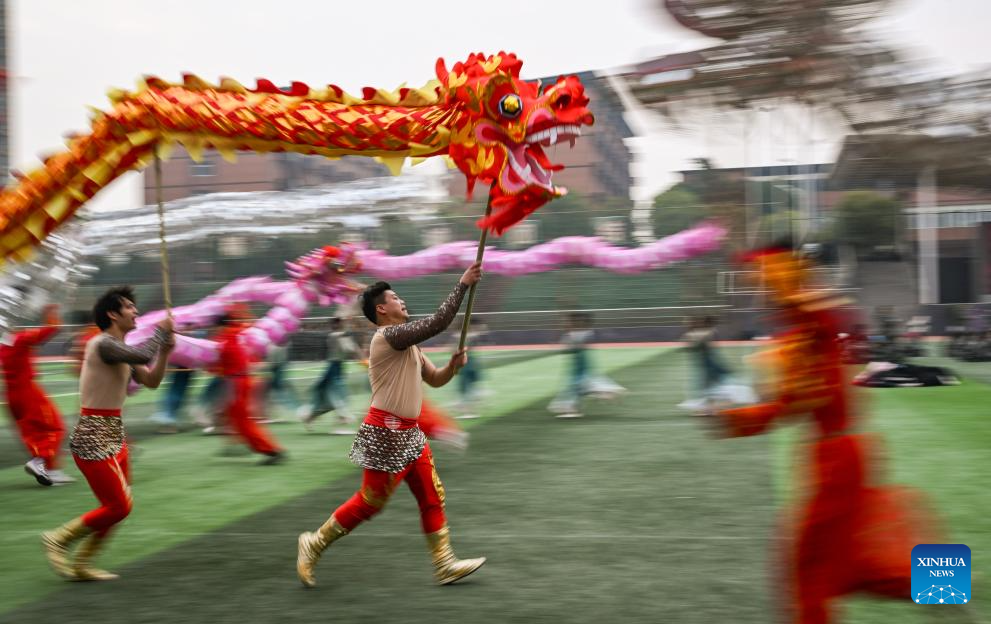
top-left (0, 52), bottom-right (593, 264)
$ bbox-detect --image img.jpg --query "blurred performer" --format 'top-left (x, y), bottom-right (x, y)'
top-left (261, 341), bottom-right (299, 422)
top-left (296, 263), bottom-right (485, 588)
top-left (547, 312), bottom-right (625, 418)
top-left (709, 246), bottom-right (941, 624)
top-left (216, 306), bottom-right (285, 464)
top-left (68, 314), bottom-right (101, 377)
top-left (677, 315), bottom-right (730, 411)
top-left (1, 304), bottom-right (74, 486)
top-left (454, 321), bottom-right (488, 419)
top-left (677, 316), bottom-right (755, 412)
top-left (190, 325), bottom-right (228, 433)
top-left (301, 317), bottom-right (360, 434)
top-left (150, 328), bottom-right (207, 432)
top-left (42, 286), bottom-right (174, 581)
top-left (418, 398), bottom-right (469, 451)
top-left (149, 367), bottom-right (196, 433)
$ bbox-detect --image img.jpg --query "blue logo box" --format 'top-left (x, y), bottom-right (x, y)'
top-left (912, 544), bottom-right (971, 605)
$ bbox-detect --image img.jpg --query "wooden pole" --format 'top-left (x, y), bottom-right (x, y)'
top-left (457, 197), bottom-right (493, 351)
top-left (154, 154), bottom-right (173, 314)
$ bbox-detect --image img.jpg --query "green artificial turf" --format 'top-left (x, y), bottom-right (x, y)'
top-left (0, 347), bottom-right (986, 623)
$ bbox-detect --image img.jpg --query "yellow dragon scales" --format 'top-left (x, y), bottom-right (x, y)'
top-left (0, 52), bottom-right (594, 264)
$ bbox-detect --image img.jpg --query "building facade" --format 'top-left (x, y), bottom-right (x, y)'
top-left (143, 150), bottom-right (388, 204)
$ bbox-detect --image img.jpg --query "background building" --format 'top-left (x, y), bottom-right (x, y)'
top-left (143, 150), bottom-right (388, 204)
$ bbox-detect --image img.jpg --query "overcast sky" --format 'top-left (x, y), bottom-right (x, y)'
top-left (9, 0), bottom-right (991, 209)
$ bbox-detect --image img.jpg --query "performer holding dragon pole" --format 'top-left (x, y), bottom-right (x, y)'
top-left (41, 286), bottom-right (174, 581)
top-left (297, 263), bottom-right (485, 588)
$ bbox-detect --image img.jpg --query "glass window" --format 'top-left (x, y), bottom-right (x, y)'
top-left (190, 154), bottom-right (216, 177)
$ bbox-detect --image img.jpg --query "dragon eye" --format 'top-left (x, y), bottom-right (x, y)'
top-left (498, 93), bottom-right (522, 119)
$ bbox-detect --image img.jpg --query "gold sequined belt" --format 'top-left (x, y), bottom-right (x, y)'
top-left (70, 411), bottom-right (125, 461)
top-left (348, 420), bottom-right (426, 474)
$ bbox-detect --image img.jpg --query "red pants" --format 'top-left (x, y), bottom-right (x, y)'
top-left (779, 434), bottom-right (939, 624)
top-left (8, 390), bottom-right (65, 469)
top-left (226, 377), bottom-right (281, 455)
top-left (333, 443), bottom-right (446, 534)
top-left (75, 444), bottom-right (132, 537)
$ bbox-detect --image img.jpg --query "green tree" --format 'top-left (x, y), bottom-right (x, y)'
top-left (834, 191), bottom-right (901, 256)
top-left (652, 183), bottom-right (706, 237)
top-left (534, 192), bottom-right (595, 240)
top-left (379, 215), bottom-right (422, 254)
top-left (757, 209), bottom-right (801, 244)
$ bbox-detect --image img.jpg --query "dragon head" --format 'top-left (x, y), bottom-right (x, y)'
top-left (285, 244), bottom-right (363, 307)
top-left (438, 52), bottom-right (594, 235)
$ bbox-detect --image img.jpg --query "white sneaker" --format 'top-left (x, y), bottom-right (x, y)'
top-left (47, 470), bottom-right (76, 485)
top-left (555, 412), bottom-right (584, 419)
top-left (24, 457), bottom-right (52, 486)
top-left (677, 398), bottom-right (706, 411)
top-left (296, 405), bottom-right (311, 422)
top-left (548, 399), bottom-right (578, 415)
top-left (190, 406), bottom-right (212, 428)
top-left (328, 418), bottom-right (355, 436)
top-left (149, 412), bottom-right (177, 425)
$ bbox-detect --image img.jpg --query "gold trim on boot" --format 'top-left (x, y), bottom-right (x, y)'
top-left (72, 534), bottom-right (120, 581)
top-left (41, 518), bottom-right (92, 579)
top-left (296, 516), bottom-right (348, 588)
top-left (425, 526), bottom-right (486, 585)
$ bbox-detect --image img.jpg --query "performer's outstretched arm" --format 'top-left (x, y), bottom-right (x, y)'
top-left (97, 327), bottom-right (168, 365)
top-left (99, 325), bottom-right (175, 389)
top-left (717, 382), bottom-right (831, 437)
top-left (14, 305), bottom-right (61, 347)
top-left (382, 263), bottom-right (482, 350)
top-left (717, 402), bottom-right (784, 437)
top-left (381, 282), bottom-right (468, 351)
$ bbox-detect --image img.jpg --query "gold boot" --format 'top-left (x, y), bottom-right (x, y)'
top-left (41, 518), bottom-right (92, 579)
top-left (297, 516), bottom-right (348, 588)
top-left (72, 534), bottom-right (119, 581)
top-left (425, 526), bottom-right (485, 585)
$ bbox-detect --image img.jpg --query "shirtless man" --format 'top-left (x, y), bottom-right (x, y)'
top-left (41, 286), bottom-right (174, 581)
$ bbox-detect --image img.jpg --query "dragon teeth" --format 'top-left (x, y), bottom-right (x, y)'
top-left (525, 125), bottom-right (582, 144)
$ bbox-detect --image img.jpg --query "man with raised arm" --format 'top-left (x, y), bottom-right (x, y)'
top-left (297, 262), bottom-right (485, 588)
top-left (41, 286), bottom-right (174, 581)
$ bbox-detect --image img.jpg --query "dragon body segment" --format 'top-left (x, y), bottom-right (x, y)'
top-left (0, 53), bottom-right (593, 263)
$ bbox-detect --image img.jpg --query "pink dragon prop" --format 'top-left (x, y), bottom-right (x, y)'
top-left (127, 222), bottom-right (726, 371)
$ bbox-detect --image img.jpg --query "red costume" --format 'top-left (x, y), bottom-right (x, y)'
top-left (332, 407), bottom-right (446, 534)
top-left (296, 280), bottom-right (484, 588)
top-left (217, 323), bottom-right (282, 457)
top-left (416, 399), bottom-right (466, 447)
top-left (74, 407), bottom-right (131, 534)
top-left (0, 315), bottom-right (65, 470)
top-left (717, 250), bottom-right (938, 624)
